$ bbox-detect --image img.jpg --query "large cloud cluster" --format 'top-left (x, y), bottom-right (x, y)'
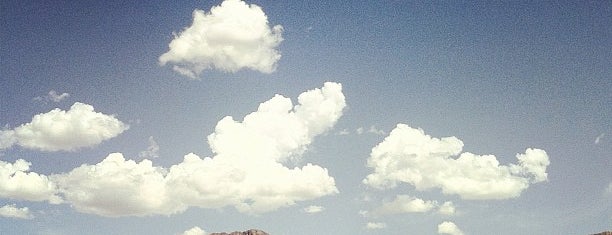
top-left (159, 0), bottom-right (283, 79)
top-left (0, 102), bottom-right (128, 152)
top-left (364, 124), bottom-right (550, 200)
top-left (51, 82), bottom-right (345, 216)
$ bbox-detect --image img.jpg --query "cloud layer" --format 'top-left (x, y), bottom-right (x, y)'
top-left (372, 195), bottom-right (454, 216)
top-left (159, 0), bottom-right (283, 79)
top-left (0, 102), bottom-right (128, 152)
top-left (364, 124), bottom-right (550, 200)
top-left (51, 82), bottom-right (345, 216)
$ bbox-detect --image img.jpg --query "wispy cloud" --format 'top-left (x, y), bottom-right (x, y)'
top-left (369, 195), bottom-right (456, 216)
top-left (0, 204), bottom-right (34, 219)
top-left (138, 136), bottom-right (160, 159)
top-left (595, 133), bottom-right (605, 144)
top-left (364, 124), bottom-right (550, 200)
top-left (303, 205), bottom-right (324, 214)
top-left (0, 102), bottom-right (128, 151)
top-left (33, 90), bottom-right (70, 103)
top-left (159, 0), bottom-right (283, 79)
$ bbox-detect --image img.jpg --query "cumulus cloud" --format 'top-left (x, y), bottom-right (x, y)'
top-left (369, 195), bottom-right (455, 216)
top-left (0, 159), bottom-right (61, 203)
top-left (438, 221), bottom-right (464, 235)
top-left (33, 90), bottom-right (70, 103)
top-left (53, 83), bottom-right (345, 216)
top-left (0, 204), bottom-right (33, 219)
top-left (363, 124), bottom-right (550, 200)
top-left (438, 201), bottom-right (456, 215)
top-left (0, 102), bottom-right (128, 152)
top-left (303, 205), bottom-right (324, 214)
top-left (179, 226), bottom-right (207, 235)
top-left (373, 195), bottom-right (437, 215)
top-left (159, 0), bottom-right (283, 79)
top-left (365, 222), bottom-right (387, 229)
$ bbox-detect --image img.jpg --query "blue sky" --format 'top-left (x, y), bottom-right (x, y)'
top-left (1, 0), bottom-right (610, 234)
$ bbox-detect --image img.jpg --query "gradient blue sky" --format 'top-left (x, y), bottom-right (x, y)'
top-left (1, 1), bottom-right (610, 234)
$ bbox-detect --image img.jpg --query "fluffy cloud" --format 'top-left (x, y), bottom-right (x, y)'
top-left (52, 153), bottom-right (184, 217)
top-left (0, 204), bottom-right (33, 219)
top-left (363, 124), bottom-right (550, 200)
top-left (0, 159), bottom-right (61, 203)
top-left (438, 221), bottom-right (464, 235)
top-left (365, 222), bottom-right (387, 229)
top-left (438, 201), bottom-right (456, 215)
top-left (0, 102), bottom-right (128, 152)
top-left (53, 83), bottom-right (345, 216)
top-left (303, 205), bottom-right (324, 214)
top-left (179, 226), bottom-right (207, 235)
top-left (159, 0), bottom-right (283, 79)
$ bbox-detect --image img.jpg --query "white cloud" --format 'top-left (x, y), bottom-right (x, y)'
top-left (179, 226), bottom-right (207, 235)
top-left (595, 133), bottom-right (605, 144)
top-left (52, 153), bottom-right (184, 217)
top-left (363, 124), bottom-right (550, 200)
top-left (33, 90), bottom-right (70, 103)
top-left (159, 0), bottom-right (283, 79)
top-left (373, 195), bottom-right (437, 215)
top-left (365, 222), bottom-right (386, 229)
top-left (0, 204), bottom-right (33, 219)
top-left (303, 205), bottom-right (324, 214)
top-left (438, 201), bottom-right (456, 215)
top-left (438, 221), bottom-right (464, 235)
top-left (605, 182), bottom-right (612, 196)
top-left (0, 159), bottom-right (61, 203)
top-left (0, 102), bottom-right (128, 152)
top-left (367, 125), bottom-right (386, 135)
top-left (53, 83), bottom-right (345, 216)
top-left (138, 136), bottom-right (160, 159)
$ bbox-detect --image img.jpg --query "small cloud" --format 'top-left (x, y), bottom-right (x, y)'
top-left (367, 125), bottom-right (386, 135)
top-left (159, 0), bottom-right (283, 79)
top-left (358, 210), bottom-right (369, 217)
top-left (605, 182), bottom-right (612, 196)
top-left (138, 136), bottom-right (160, 159)
top-left (178, 226), bottom-right (207, 235)
top-left (303, 205), bottom-right (324, 214)
top-left (356, 127), bottom-right (364, 135)
top-left (0, 204), bottom-right (34, 219)
top-left (372, 195), bottom-right (437, 215)
top-left (595, 133), bottom-right (605, 144)
top-left (0, 159), bottom-right (62, 203)
top-left (438, 221), bottom-right (464, 235)
top-left (336, 129), bottom-right (350, 135)
top-left (33, 90), bottom-right (70, 103)
top-left (365, 222), bottom-right (387, 229)
top-left (0, 102), bottom-right (128, 152)
top-left (438, 201), bottom-right (456, 215)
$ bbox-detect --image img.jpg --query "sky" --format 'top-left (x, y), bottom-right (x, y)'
top-left (0, 0), bottom-right (610, 234)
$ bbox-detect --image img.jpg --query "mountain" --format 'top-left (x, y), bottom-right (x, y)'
top-left (209, 229), bottom-right (268, 235)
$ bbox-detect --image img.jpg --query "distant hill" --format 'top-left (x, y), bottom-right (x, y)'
top-left (209, 229), bottom-right (268, 235)
top-left (592, 232), bottom-right (611, 235)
